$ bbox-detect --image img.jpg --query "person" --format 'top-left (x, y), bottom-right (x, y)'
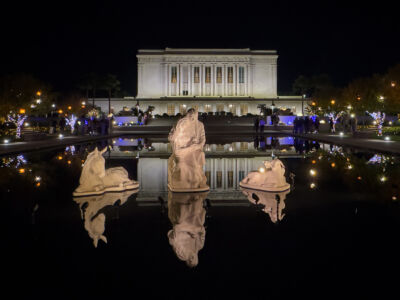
top-left (254, 116), bottom-right (259, 133)
top-left (304, 116), bottom-right (310, 133)
top-left (315, 116), bottom-right (320, 133)
top-left (351, 115), bottom-right (357, 135)
top-left (59, 117), bottom-right (66, 132)
top-left (329, 118), bottom-right (334, 133)
top-left (51, 120), bottom-right (57, 134)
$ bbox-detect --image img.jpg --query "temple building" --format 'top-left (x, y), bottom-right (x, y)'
top-left (93, 48), bottom-right (305, 116)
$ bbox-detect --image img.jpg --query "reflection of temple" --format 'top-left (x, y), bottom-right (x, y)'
top-left (107, 137), bottom-right (301, 202)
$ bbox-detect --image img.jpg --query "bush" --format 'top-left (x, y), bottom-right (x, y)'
top-left (383, 126), bottom-right (400, 136)
top-left (162, 113), bottom-right (169, 117)
top-left (207, 112), bottom-right (213, 116)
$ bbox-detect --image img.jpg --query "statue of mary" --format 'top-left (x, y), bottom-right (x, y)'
top-left (168, 109), bottom-right (209, 192)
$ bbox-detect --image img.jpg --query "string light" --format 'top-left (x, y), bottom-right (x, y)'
top-left (310, 183), bottom-right (316, 189)
top-left (309, 169), bottom-right (316, 176)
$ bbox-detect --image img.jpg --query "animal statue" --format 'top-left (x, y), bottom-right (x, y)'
top-left (168, 109), bottom-right (208, 192)
top-left (74, 190), bottom-right (138, 247)
top-left (167, 191), bottom-right (208, 267)
top-left (240, 158), bottom-right (290, 192)
top-left (73, 147), bottom-right (139, 196)
top-left (242, 188), bottom-right (290, 223)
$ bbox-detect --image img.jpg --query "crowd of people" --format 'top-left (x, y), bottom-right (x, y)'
top-left (33, 116), bottom-right (111, 136)
top-left (293, 116), bottom-right (320, 134)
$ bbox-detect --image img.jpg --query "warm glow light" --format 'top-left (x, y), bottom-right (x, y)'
top-left (392, 196), bottom-right (397, 201)
top-left (68, 106), bottom-right (72, 110)
top-left (58, 156), bottom-right (63, 160)
top-left (36, 182), bottom-right (41, 187)
top-left (310, 183), bottom-right (316, 189)
top-left (82, 101), bottom-right (86, 105)
top-left (331, 162), bottom-right (336, 168)
top-left (380, 176), bottom-right (387, 182)
top-left (312, 160), bottom-right (316, 164)
top-left (384, 136), bottom-right (390, 141)
top-left (36, 99), bottom-right (41, 104)
top-left (19, 168), bottom-right (25, 174)
top-left (347, 165), bottom-right (353, 169)
top-left (52, 104), bottom-right (56, 108)
top-left (311, 102), bottom-right (316, 106)
top-left (320, 120), bottom-right (326, 124)
top-left (36, 91), bottom-right (41, 96)
top-left (81, 105), bottom-right (86, 108)
top-left (389, 121), bottom-right (393, 125)
top-left (24, 123), bottom-right (30, 127)
top-left (259, 167), bottom-right (265, 173)
top-left (357, 96), bottom-right (361, 101)
top-left (372, 120), bottom-right (377, 125)
top-left (330, 100), bottom-right (335, 105)
top-left (67, 160), bottom-right (71, 165)
top-left (339, 132), bottom-right (344, 136)
top-left (350, 113), bottom-right (355, 118)
top-left (309, 169), bottom-right (316, 176)
top-left (347, 105), bottom-right (352, 110)
top-left (58, 109), bottom-right (63, 114)
top-left (19, 108), bottom-right (26, 114)
top-left (4, 139), bottom-right (9, 144)
top-left (59, 134), bottom-right (63, 139)
top-left (379, 96), bottom-right (384, 100)
top-left (357, 176), bottom-right (362, 180)
top-left (391, 82), bottom-right (396, 87)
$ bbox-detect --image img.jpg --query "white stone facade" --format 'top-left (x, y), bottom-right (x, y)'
top-left (137, 48), bottom-right (277, 99)
top-left (90, 48), bottom-right (307, 117)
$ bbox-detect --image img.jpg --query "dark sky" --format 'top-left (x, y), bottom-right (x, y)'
top-left (1, 1), bottom-right (400, 95)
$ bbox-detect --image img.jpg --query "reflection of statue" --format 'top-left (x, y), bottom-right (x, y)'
top-left (167, 191), bottom-right (208, 267)
top-left (73, 147), bottom-right (139, 196)
top-left (73, 190), bottom-right (138, 247)
top-left (168, 109), bottom-right (209, 192)
top-left (240, 159), bottom-right (290, 192)
top-left (241, 188), bottom-right (290, 223)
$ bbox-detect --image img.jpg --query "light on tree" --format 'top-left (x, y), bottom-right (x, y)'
top-left (19, 108), bottom-right (25, 114)
top-left (330, 99), bottom-right (335, 105)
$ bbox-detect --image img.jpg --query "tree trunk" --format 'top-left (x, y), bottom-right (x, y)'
top-left (108, 89), bottom-right (111, 115)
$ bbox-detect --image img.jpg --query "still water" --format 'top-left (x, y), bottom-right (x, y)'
top-left (2, 135), bottom-right (400, 297)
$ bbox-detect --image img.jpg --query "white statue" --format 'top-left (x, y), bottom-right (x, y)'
top-left (73, 147), bottom-right (139, 196)
top-left (73, 190), bottom-right (138, 247)
top-left (239, 159), bottom-right (290, 192)
top-left (168, 109), bottom-right (209, 192)
top-left (167, 191), bottom-right (208, 267)
top-left (241, 188), bottom-right (290, 223)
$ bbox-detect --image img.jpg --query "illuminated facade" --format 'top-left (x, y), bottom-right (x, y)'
top-left (93, 48), bottom-right (305, 116)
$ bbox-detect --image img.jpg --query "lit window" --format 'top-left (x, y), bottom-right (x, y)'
top-left (205, 67), bottom-right (211, 83)
top-left (216, 67), bottom-right (222, 84)
top-left (239, 66), bottom-right (245, 83)
top-left (167, 104), bottom-right (175, 115)
top-left (194, 67), bottom-right (200, 83)
top-left (217, 104), bottom-right (224, 112)
top-left (240, 104), bottom-right (248, 115)
top-left (227, 171), bottom-right (233, 188)
top-left (227, 67), bottom-right (233, 83)
top-left (171, 66), bottom-right (177, 83)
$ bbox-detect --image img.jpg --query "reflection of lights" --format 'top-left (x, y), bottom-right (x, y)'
top-left (4, 139), bottom-right (9, 144)
top-left (259, 167), bottom-right (265, 173)
top-left (310, 183), bottom-right (316, 189)
top-left (309, 169), bottom-right (316, 176)
top-left (229, 146), bottom-right (233, 152)
top-left (34, 176), bottom-right (41, 182)
top-left (380, 176), bottom-right (387, 182)
top-left (384, 136), bottom-right (390, 141)
top-left (331, 162), bottom-right (336, 168)
top-left (19, 168), bottom-right (25, 174)
top-left (339, 132), bottom-right (344, 136)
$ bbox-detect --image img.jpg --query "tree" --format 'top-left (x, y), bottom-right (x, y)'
top-left (0, 73), bottom-right (55, 117)
top-left (100, 74), bottom-right (120, 115)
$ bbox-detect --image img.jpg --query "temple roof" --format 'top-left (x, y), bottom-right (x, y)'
top-left (137, 48), bottom-right (277, 56)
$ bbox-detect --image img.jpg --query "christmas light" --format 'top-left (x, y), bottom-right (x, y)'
top-left (310, 183), bottom-right (316, 189)
top-left (309, 169), bottom-right (316, 176)
top-left (259, 167), bottom-right (265, 173)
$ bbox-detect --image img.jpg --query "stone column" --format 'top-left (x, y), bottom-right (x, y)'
top-left (234, 64), bottom-right (238, 96)
top-left (177, 64), bottom-right (181, 96)
top-left (223, 65), bottom-right (227, 96)
top-left (167, 64), bottom-right (170, 96)
top-left (188, 64), bottom-right (192, 96)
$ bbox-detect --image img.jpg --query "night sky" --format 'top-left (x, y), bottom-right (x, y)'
top-left (1, 1), bottom-right (399, 95)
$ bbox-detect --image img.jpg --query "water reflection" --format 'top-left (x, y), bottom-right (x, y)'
top-left (73, 190), bottom-right (138, 247)
top-left (242, 188), bottom-right (290, 223)
top-left (167, 191), bottom-right (208, 267)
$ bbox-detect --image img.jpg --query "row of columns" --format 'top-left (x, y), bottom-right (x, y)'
top-left (165, 63), bottom-right (251, 97)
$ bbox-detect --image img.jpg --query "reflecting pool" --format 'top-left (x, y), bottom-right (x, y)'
top-left (2, 135), bottom-right (400, 297)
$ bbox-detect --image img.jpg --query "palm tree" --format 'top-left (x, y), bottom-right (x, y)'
top-left (101, 74), bottom-right (120, 115)
top-left (77, 73), bottom-right (97, 107)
